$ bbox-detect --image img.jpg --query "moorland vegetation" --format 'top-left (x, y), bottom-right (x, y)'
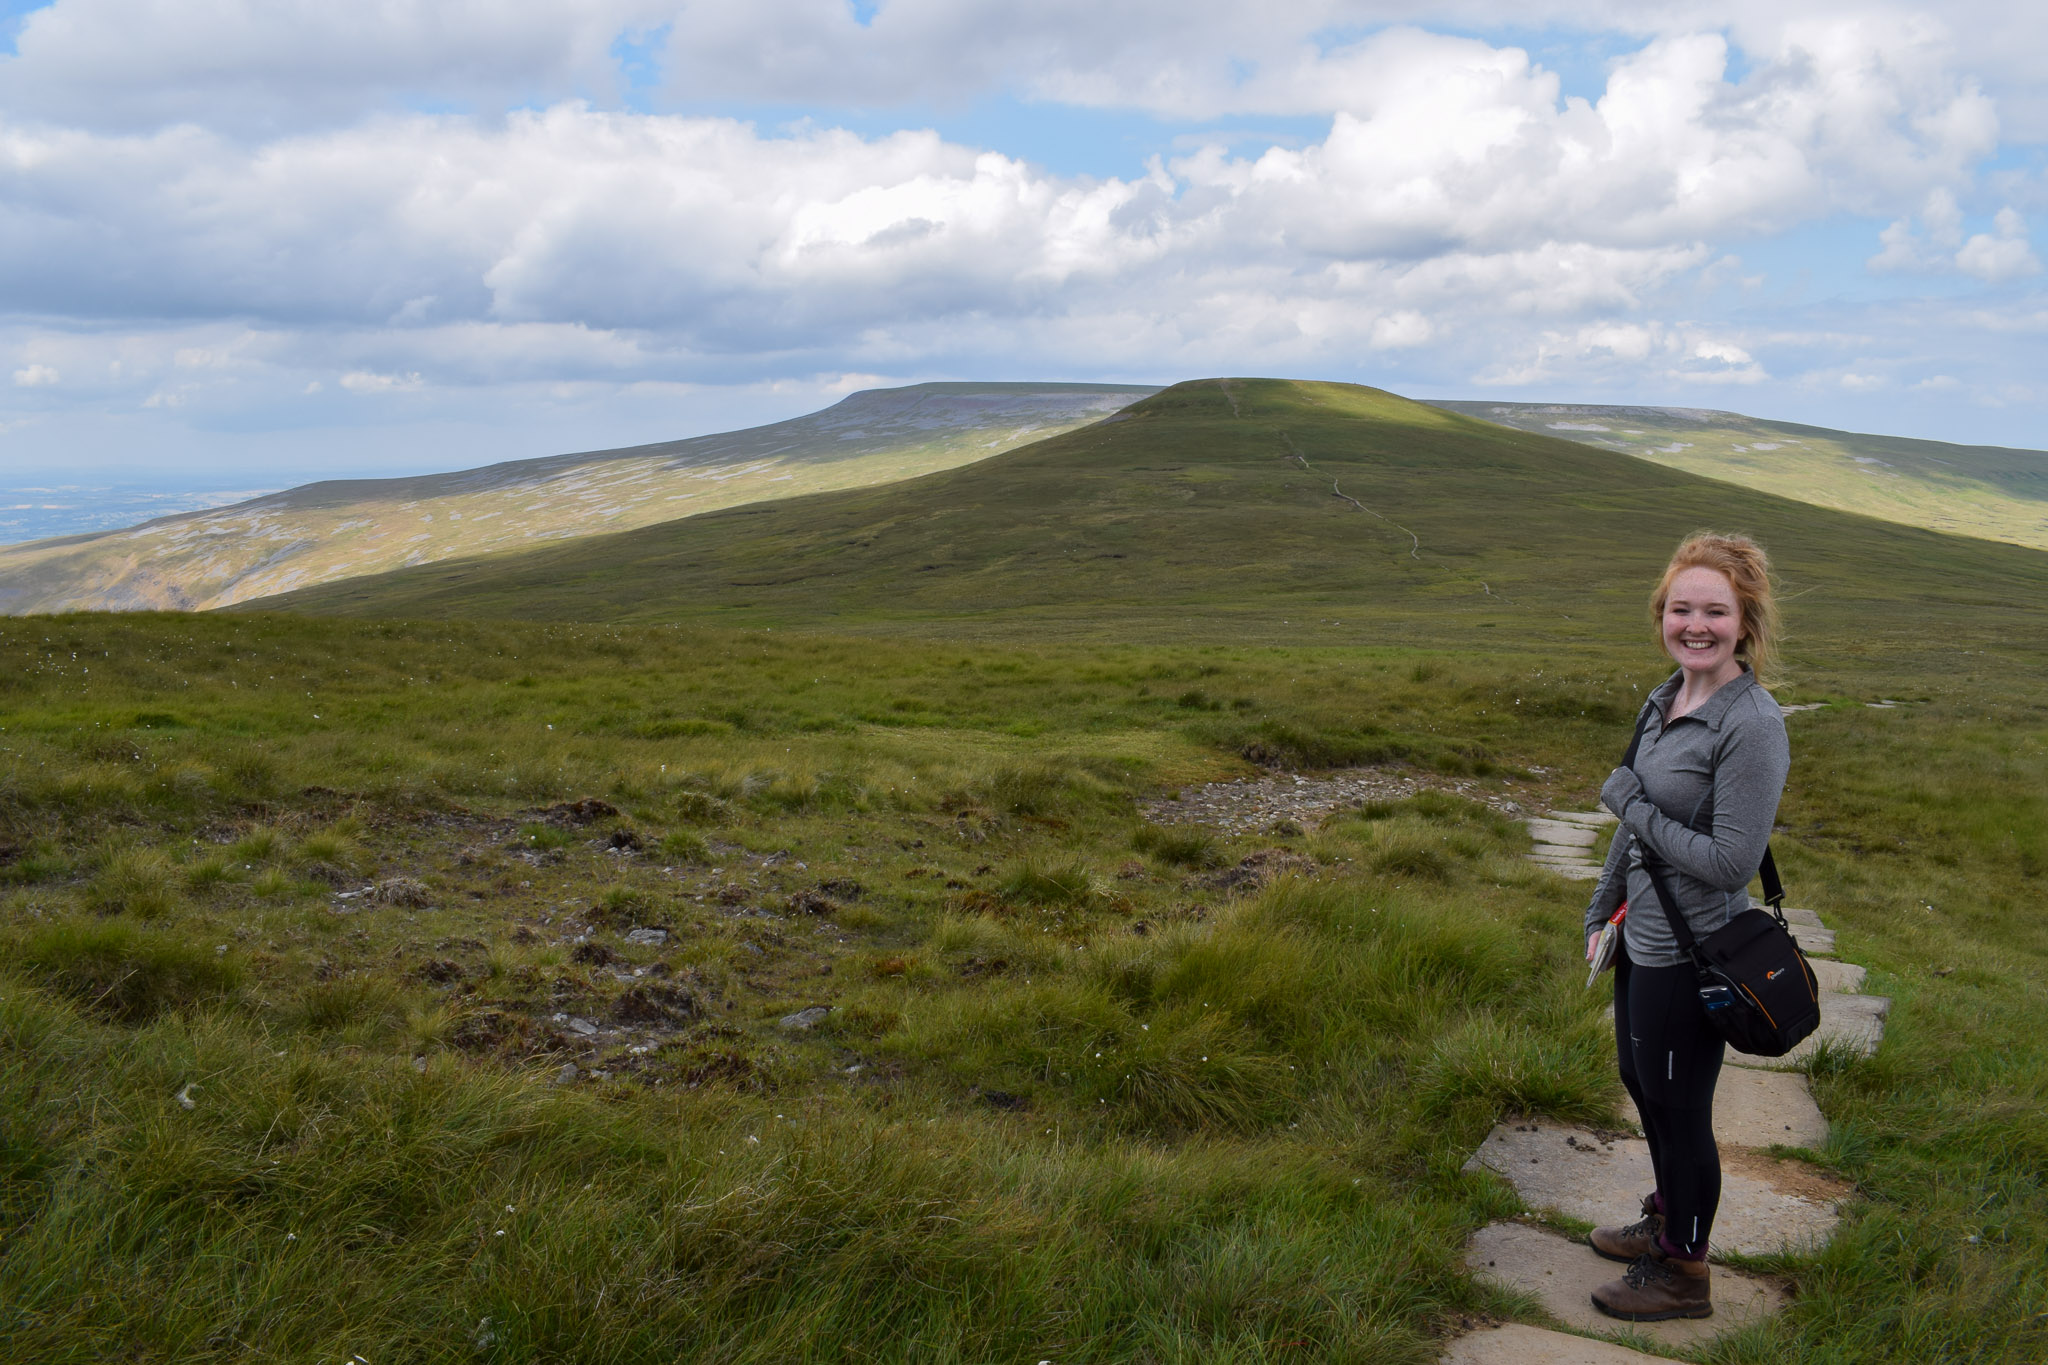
top-left (2, 380), bottom-right (2044, 1362)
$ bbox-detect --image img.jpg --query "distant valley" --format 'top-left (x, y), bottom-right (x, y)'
top-left (0, 382), bottom-right (1153, 615)
top-left (0, 484), bottom-right (281, 546)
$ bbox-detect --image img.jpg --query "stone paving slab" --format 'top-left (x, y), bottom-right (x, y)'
top-left (1790, 924), bottom-right (1836, 957)
top-left (1531, 860), bottom-right (1603, 880)
top-left (1617, 1065), bottom-right (1827, 1149)
top-left (1465, 1222), bottom-right (1787, 1348)
top-left (1529, 820), bottom-right (1600, 847)
top-left (1780, 907), bottom-right (1823, 928)
top-left (1548, 810), bottom-right (1619, 826)
top-left (1808, 958), bottom-right (1867, 994)
top-left (1529, 855), bottom-right (1599, 869)
top-left (1728, 992), bottom-right (1889, 1070)
top-left (1464, 1123), bottom-right (1841, 1255)
top-left (1439, 1322), bottom-right (1668, 1364)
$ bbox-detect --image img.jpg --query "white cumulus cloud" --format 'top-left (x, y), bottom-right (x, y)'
top-left (1956, 208), bottom-right (2042, 282)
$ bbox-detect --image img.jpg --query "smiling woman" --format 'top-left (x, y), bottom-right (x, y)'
top-left (1580, 531), bottom-right (1791, 1321)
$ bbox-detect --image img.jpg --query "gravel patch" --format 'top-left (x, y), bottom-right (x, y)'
top-left (1141, 767), bottom-right (1527, 835)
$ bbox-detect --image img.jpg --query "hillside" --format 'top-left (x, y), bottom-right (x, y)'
top-left (10, 380), bottom-right (2047, 1362)
top-left (256, 379), bottom-right (2048, 669)
top-left (0, 382), bottom-right (1153, 615)
top-left (1428, 399), bottom-right (2048, 551)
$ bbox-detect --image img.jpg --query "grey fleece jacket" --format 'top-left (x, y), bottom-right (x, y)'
top-left (1583, 668), bottom-right (1791, 969)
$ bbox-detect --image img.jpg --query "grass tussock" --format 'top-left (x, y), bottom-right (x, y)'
top-left (1131, 822), bottom-right (1221, 868)
top-left (85, 848), bottom-right (181, 919)
top-left (998, 858), bottom-right (1102, 907)
top-left (14, 920), bottom-right (242, 1022)
top-left (291, 976), bottom-right (404, 1035)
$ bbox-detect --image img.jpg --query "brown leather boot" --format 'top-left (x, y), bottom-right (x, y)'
top-left (1588, 1191), bottom-right (1663, 1263)
top-left (1591, 1252), bottom-right (1712, 1321)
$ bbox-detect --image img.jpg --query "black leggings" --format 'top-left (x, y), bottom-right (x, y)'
top-left (1614, 943), bottom-right (1724, 1259)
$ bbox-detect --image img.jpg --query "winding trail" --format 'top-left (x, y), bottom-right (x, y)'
top-left (1280, 430), bottom-right (1427, 561)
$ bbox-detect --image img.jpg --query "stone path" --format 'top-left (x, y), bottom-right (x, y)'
top-left (1449, 821), bottom-right (1891, 1362)
top-left (1441, 1323), bottom-right (1720, 1365)
top-left (1524, 809), bottom-right (1614, 880)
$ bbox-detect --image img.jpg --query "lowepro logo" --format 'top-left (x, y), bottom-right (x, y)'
top-left (1766, 968), bottom-right (1783, 981)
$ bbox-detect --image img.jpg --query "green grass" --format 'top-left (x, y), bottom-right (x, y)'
top-left (0, 610), bottom-right (2040, 1361)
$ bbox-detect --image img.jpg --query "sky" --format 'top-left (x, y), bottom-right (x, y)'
top-left (1, 0), bottom-right (2044, 488)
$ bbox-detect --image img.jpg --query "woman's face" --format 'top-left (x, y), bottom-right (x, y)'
top-left (1662, 565), bottom-right (1745, 683)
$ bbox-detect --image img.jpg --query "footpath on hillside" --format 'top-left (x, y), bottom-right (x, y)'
top-left (1146, 751), bottom-right (1887, 1362)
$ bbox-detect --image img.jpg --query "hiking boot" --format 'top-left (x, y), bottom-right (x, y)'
top-left (1591, 1252), bottom-right (1712, 1322)
top-left (1589, 1192), bottom-right (1663, 1263)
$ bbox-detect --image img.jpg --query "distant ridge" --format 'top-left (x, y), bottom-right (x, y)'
top-left (1428, 400), bottom-right (2048, 552)
top-left (251, 379), bottom-right (2048, 668)
top-left (0, 381), bottom-right (1155, 615)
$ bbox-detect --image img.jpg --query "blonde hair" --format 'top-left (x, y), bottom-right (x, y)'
top-left (1652, 532), bottom-right (1780, 683)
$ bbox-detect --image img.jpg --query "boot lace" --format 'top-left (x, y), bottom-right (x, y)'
top-left (1623, 1253), bottom-right (1676, 1290)
top-left (1617, 1212), bottom-right (1661, 1241)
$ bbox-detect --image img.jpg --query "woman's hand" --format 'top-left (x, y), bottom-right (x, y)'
top-left (1600, 766), bottom-right (1644, 819)
top-left (1587, 931), bottom-right (1602, 962)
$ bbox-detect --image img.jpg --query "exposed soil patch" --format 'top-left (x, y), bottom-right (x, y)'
top-left (1719, 1144), bottom-right (1856, 1204)
top-left (786, 888), bottom-right (846, 916)
top-left (537, 798), bottom-right (619, 826)
top-left (1200, 848), bottom-right (1319, 894)
top-left (448, 1008), bottom-right (555, 1058)
top-left (613, 983), bottom-right (701, 1025)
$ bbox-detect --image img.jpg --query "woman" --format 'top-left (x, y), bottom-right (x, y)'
top-left (1581, 532), bottom-right (1790, 1322)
